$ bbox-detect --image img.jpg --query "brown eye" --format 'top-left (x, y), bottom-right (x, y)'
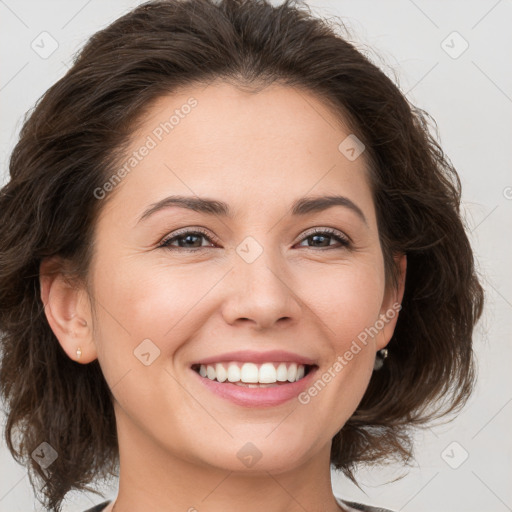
top-left (159, 228), bottom-right (217, 251)
top-left (297, 228), bottom-right (350, 249)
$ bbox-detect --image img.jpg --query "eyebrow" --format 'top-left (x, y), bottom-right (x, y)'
top-left (137, 194), bottom-right (368, 225)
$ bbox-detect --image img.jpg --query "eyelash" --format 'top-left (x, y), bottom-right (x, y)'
top-left (158, 227), bottom-right (351, 252)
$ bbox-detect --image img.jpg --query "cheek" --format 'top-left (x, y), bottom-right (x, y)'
top-left (96, 258), bottom-right (201, 344)
top-left (294, 260), bottom-right (384, 407)
top-left (297, 261), bottom-right (385, 341)
top-left (90, 255), bottom-right (219, 359)
top-left (88, 257), bottom-right (204, 416)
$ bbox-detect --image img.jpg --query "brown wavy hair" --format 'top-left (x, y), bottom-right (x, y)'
top-left (0, 0), bottom-right (484, 510)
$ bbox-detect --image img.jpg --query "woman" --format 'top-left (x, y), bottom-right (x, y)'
top-left (0, 0), bottom-right (484, 511)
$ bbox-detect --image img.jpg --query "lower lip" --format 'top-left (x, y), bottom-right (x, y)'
top-left (191, 366), bottom-right (318, 407)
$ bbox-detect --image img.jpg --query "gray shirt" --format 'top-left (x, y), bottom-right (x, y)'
top-left (338, 496), bottom-right (395, 512)
top-left (84, 498), bottom-right (395, 512)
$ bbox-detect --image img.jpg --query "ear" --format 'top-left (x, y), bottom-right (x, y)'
top-left (39, 257), bottom-right (97, 364)
top-left (376, 253), bottom-right (407, 350)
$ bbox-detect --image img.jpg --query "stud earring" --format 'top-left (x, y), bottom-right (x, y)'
top-left (373, 348), bottom-right (388, 371)
top-left (76, 347), bottom-right (82, 361)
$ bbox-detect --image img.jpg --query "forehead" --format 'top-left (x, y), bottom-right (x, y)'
top-left (100, 81), bottom-right (376, 227)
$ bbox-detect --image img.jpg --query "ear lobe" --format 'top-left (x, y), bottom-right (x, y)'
top-left (376, 253), bottom-right (407, 350)
top-left (39, 257), bottom-right (97, 363)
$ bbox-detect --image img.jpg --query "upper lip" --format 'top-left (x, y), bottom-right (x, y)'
top-left (192, 350), bottom-right (317, 366)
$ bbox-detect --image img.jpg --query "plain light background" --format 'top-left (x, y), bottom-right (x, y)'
top-left (0, 0), bottom-right (511, 511)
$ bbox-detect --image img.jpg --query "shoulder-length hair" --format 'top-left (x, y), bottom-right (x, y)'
top-left (0, 0), bottom-right (484, 510)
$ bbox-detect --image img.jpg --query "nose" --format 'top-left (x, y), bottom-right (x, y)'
top-left (220, 245), bottom-right (302, 330)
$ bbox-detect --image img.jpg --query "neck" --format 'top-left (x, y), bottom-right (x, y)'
top-left (109, 407), bottom-right (344, 512)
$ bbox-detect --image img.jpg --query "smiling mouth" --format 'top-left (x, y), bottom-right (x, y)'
top-left (191, 361), bottom-right (316, 387)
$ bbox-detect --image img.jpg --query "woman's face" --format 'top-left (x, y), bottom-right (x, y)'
top-left (82, 81), bottom-right (403, 472)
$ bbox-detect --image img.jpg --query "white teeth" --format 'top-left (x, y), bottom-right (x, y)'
top-left (196, 361), bottom-right (309, 384)
top-left (227, 364), bottom-right (241, 382)
top-left (206, 365), bottom-right (216, 380)
top-left (259, 362), bottom-right (277, 383)
top-left (276, 363), bottom-right (288, 381)
top-left (240, 362), bottom-right (259, 383)
top-left (287, 363), bottom-right (297, 382)
top-left (215, 363), bottom-right (227, 382)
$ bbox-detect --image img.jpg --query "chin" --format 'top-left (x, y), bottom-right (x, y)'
top-left (196, 438), bottom-right (315, 474)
